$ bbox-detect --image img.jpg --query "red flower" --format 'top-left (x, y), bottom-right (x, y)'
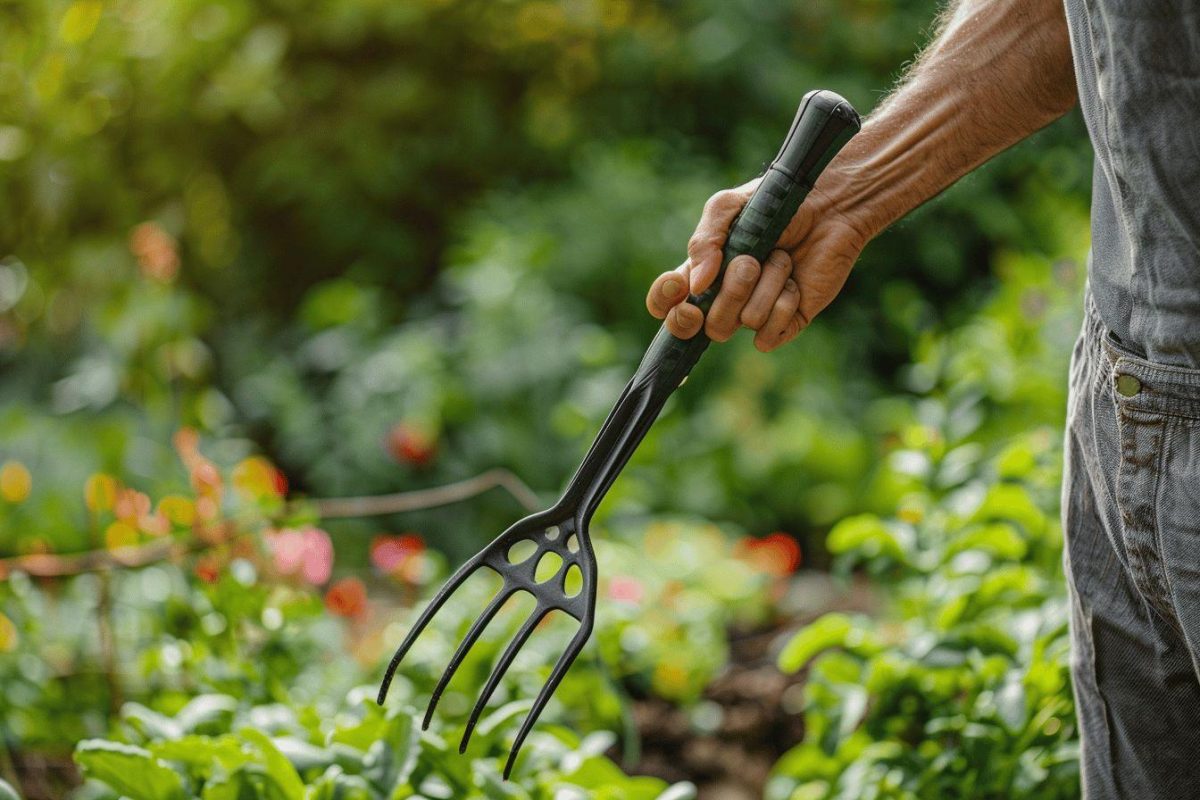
top-left (736, 532), bottom-right (802, 578)
top-left (194, 555), bottom-right (221, 585)
top-left (271, 467), bottom-right (288, 497)
top-left (385, 423), bottom-right (437, 467)
top-left (325, 577), bottom-right (368, 619)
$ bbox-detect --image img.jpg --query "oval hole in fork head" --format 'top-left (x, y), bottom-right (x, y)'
top-left (565, 534), bottom-right (579, 554)
top-left (534, 551), bottom-right (563, 583)
top-left (545, 525), bottom-right (560, 541)
top-left (507, 539), bottom-right (538, 565)
top-left (562, 564), bottom-right (583, 598)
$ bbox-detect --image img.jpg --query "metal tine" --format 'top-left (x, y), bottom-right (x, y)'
top-left (458, 606), bottom-right (552, 754)
top-left (377, 552), bottom-right (488, 705)
top-left (421, 585), bottom-right (518, 729)
top-left (502, 626), bottom-right (592, 779)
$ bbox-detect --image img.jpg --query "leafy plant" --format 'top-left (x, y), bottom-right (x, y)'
top-left (766, 233), bottom-right (1087, 800)
top-left (72, 690), bottom-right (696, 800)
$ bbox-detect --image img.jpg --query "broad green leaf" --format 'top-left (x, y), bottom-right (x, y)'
top-left (121, 702), bottom-right (184, 742)
top-left (274, 737), bottom-right (334, 774)
top-left (945, 522), bottom-right (1028, 562)
top-left (328, 709), bottom-right (386, 751)
top-left (201, 771), bottom-right (247, 800)
top-left (778, 614), bottom-right (860, 673)
top-left (471, 761), bottom-right (528, 799)
top-left (995, 674), bottom-right (1028, 733)
top-left (240, 729), bottom-right (306, 800)
top-left (176, 694), bottom-right (239, 735)
top-left (306, 767), bottom-right (376, 800)
top-left (75, 740), bottom-right (187, 800)
top-left (475, 700), bottom-right (533, 742)
top-left (363, 713), bottom-right (418, 792)
top-left (151, 734), bottom-right (249, 774)
top-left (826, 515), bottom-right (907, 562)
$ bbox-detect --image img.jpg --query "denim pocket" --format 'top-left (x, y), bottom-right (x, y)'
top-left (1102, 334), bottom-right (1200, 640)
top-left (1103, 333), bottom-right (1200, 421)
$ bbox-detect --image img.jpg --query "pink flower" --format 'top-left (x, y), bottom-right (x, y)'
top-left (607, 576), bottom-right (644, 605)
top-left (270, 526), bottom-right (333, 585)
top-left (370, 533), bottom-right (425, 574)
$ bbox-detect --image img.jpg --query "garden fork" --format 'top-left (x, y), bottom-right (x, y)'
top-left (378, 89), bottom-right (861, 779)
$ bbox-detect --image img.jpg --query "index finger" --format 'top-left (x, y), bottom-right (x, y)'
top-left (685, 180), bottom-right (758, 295)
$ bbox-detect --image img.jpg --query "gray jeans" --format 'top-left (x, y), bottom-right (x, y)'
top-left (1064, 293), bottom-right (1200, 798)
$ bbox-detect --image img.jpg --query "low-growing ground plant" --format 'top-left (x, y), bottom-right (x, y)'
top-left (67, 689), bottom-right (696, 800)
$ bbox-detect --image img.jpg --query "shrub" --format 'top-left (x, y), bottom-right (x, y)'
top-left (767, 232), bottom-right (1087, 800)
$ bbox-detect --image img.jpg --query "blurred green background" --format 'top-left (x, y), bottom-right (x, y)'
top-left (0, 1), bottom-right (1093, 798)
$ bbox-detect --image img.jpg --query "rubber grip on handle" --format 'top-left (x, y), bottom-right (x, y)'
top-left (690, 89), bottom-right (861, 314)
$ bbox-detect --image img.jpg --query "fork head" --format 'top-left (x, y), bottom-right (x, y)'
top-left (377, 507), bottom-right (596, 778)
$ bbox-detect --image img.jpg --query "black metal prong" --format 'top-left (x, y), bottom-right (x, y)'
top-left (458, 607), bottom-right (550, 754)
top-left (421, 586), bottom-right (516, 730)
top-left (377, 555), bottom-right (485, 705)
top-left (502, 627), bottom-right (591, 779)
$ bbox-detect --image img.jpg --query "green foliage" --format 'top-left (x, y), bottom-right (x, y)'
top-left (73, 692), bottom-right (695, 800)
top-left (0, 0), bottom-right (1092, 559)
top-left (768, 236), bottom-right (1086, 800)
top-left (0, 0), bottom-right (1099, 796)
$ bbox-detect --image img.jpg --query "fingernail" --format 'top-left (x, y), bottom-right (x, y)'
top-left (736, 261), bottom-right (756, 280)
top-left (663, 279), bottom-right (681, 296)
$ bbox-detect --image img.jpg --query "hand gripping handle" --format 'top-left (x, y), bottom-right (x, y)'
top-left (691, 89), bottom-right (862, 314)
top-left (561, 91), bottom-right (861, 518)
top-left (633, 89), bottom-right (861, 392)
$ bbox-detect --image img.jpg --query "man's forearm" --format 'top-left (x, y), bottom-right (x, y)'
top-left (820, 0), bottom-right (1077, 239)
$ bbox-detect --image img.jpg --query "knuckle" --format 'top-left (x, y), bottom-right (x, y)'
top-left (740, 308), bottom-right (766, 329)
top-left (706, 320), bottom-right (732, 342)
top-left (704, 189), bottom-right (736, 214)
top-left (766, 249), bottom-right (792, 272)
top-left (687, 233), bottom-right (720, 260)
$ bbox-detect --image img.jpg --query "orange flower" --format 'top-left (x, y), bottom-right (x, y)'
top-left (736, 532), bottom-right (802, 578)
top-left (325, 577), bottom-right (368, 619)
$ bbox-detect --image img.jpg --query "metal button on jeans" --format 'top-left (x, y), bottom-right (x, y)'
top-left (1116, 374), bottom-right (1142, 397)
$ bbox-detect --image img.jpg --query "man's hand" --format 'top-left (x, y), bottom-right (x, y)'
top-left (645, 182), bottom-right (868, 352)
top-left (646, 0), bottom-right (1076, 351)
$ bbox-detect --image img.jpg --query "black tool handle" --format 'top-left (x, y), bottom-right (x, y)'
top-left (560, 90), bottom-right (861, 518)
top-left (635, 89), bottom-right (861, 390)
